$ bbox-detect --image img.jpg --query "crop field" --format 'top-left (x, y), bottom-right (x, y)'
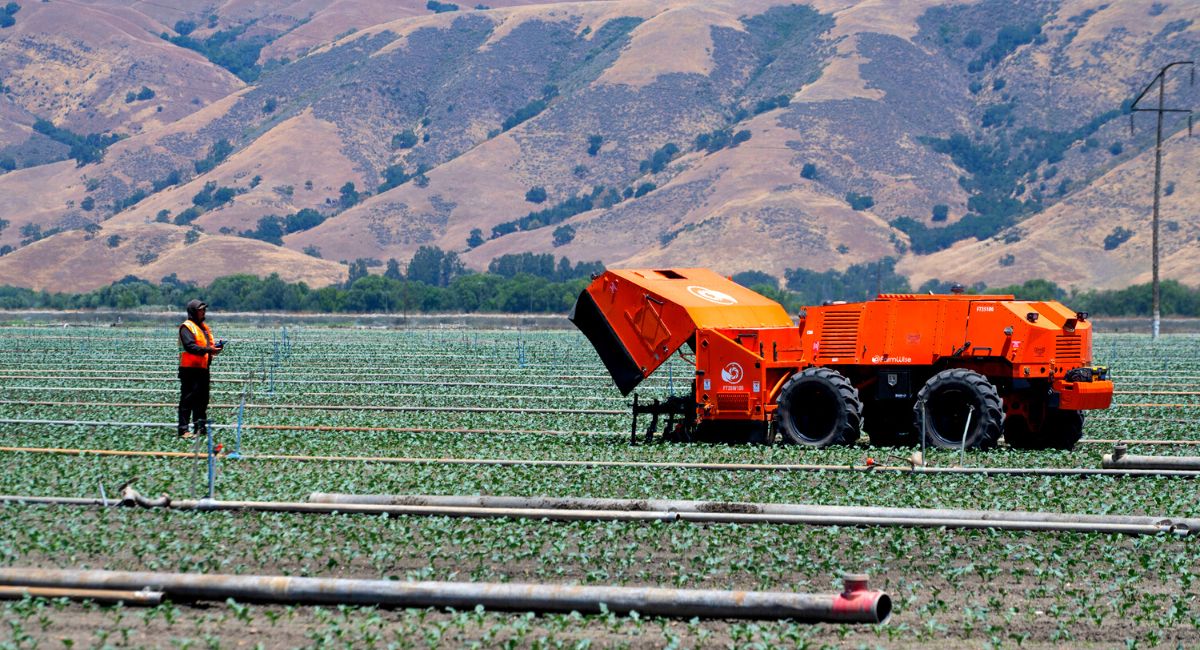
top-left (0, 321), bottom-right (1198, 648)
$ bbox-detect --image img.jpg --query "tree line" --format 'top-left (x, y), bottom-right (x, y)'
top-left (0, 251), bottom-right (1197, 317)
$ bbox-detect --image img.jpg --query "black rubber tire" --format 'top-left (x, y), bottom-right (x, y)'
top-left (862, 399), bottom-right (917, 447)
top-left (1003, 404), bottom-right (1085, 451)
top-left (913, 369), bottom-right (1003, 450)
top-left (1036, 409), bottom-right (1086, 450)
top-left (776, 367), bottom-right (862, 447)
top-left (1002, 415), bottom-right (1036, 450)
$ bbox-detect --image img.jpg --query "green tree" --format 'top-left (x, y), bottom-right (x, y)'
top-left (339, 182), bottom-right (361, 208)
top-left (384, 258), bottom-right (403, 280)
top-left (552, 224), bottom-right (575, 246)
top-left (346, 258), bottom-right (371, 287)
top-left (466, 228), bottom-right (484, 249)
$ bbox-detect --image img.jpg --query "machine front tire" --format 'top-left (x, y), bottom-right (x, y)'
top-left (1003, 396), bottom-right (1086, 451)
top-left (776, 367), bottom-right (862, 447)
top-left (913, 369), bottom-right (1003, 450)
top-left (1036, 409), bottom-right (1085, 450)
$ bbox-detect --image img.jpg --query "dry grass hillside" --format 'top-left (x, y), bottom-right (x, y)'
top-left (0, 0), bottom-right (1195, 293)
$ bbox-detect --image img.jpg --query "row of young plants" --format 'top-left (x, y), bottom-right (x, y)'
top-left (0, 325), bottom-right (1197, 647)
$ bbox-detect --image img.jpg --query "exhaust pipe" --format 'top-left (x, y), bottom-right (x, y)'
top-left (0, 568), bottom-right (891, 623)
top-left (1103, 444), bottom-right (1200, 471)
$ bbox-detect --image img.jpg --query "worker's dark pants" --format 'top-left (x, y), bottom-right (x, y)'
top-left (178, 367), bottom-right (211, 434)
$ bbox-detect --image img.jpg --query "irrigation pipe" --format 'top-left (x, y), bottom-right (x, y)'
top-left (0, 567), bottom-right (890, 623)
top-left (0, 400), bottom-right (624, 416)
top-left (1103, 447), bottom-right (1200, 470)
top-left (0, 419), bottom-right (602, 436)
top-left (0, 488), bottom-right (1185, 537)
top-left (0, 369), bottom-right (617, 381)
top-left (7, 445), bottom-right (1200, 479)
top-left (0, 585), bottom-right (164, 606)
top-left (0, 375), bottom-right (613, 390)
top-left (1, 385), bottom-right (628, 403)
top-left (310, 492), bottom-right (1200, 534)
top-left (5, 416), bottom-right (1200, 448)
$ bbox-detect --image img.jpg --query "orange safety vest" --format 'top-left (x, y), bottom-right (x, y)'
top-left (179, 320), bottom-right (215, 369)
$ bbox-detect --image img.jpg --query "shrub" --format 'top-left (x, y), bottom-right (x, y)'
top-left (155, 210), bottom-right (171, 223)
top-left (391, 130), bottom-right (418, 149)
top-left (193, 139), bottom-right (233, 174)
top-left (184, 228), bottom-right (201, 244)
top-left (845, 192), bottom-right (875, 211)
top-left (466, 228), bottom-right (484, 249)
top-left (263, 98), bottom-right (276, 113)
top-left (106, 234), bottom-right (123, 248)
top-left (751, 94), bottom-right (791, 115)
top-left (174, 207), bottom-right (202, 225)
top-left (587, 134), bottom-right (603, 156)
top-left (339, 182), bottom-right (360, 208)
top-left (524, 186), bottom-right (547, 204)
top-left (240, 216), bottom-right (284, 245)
top-left (378, 165), bottom-right (411, 192)
top-left (633, 182), bottom-right (656, 198)
top-left (552, 224), bottom-right (575, 246)
top-left (639, 143), bottom-right (679, 174)
top-left (800, 163), bottom-right (817, 180)
top-left (80, 196), bottom-right (95, 212)
top-left (1103, 226), bottom-right (1133, 250)
top-left (1109, 142), bottom-right (1123, 156)
top-left (426, 0), bottom-right (459, 12)
top-left (284, 208), bottom-right (325, 233)
top-left (932, 204), bottom-right (949, 222)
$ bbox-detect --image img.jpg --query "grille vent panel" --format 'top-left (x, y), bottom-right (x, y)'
top-left (818, 310), bottom-right (861, 359)
top-left (1056, 335), bottom-right (1082, 361)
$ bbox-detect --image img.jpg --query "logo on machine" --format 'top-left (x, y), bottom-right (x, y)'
top-left (721, 362), bottom-right (744, 384)
top-left (687, 285), bottom-right (738, 305)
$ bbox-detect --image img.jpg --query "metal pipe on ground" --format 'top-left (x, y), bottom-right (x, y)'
top-left (0, 489), bottom-right (1188, 536)
top-left (1103, 445), bottom-right (1200, 470)
top-left (6, 444), bottom-right (1200, 479)
top-left (0, 585), bottom-right (163, 606)
top-left (311, 493), bottom-right (1200, 535)
top-left (0, 568), bottom-right (891, 623)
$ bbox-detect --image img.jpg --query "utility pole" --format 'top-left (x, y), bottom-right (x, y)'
top-left (1129, 61), bottom-right (1193, 340)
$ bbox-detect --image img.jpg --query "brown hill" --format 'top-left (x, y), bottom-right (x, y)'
top-left (0, 0), bottom-right (1196, 293)
top-left (0, 221), bottom-right (344, 292)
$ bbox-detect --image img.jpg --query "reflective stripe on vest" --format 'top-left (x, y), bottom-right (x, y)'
top-left (180, 320), bottom-right (214, 369)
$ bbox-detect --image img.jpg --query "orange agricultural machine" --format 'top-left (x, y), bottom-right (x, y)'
top-left (570, 268), bottom-right (1113, 450)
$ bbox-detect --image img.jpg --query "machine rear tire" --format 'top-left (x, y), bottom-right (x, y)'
top-left (913, 369), bottom-right (1003, 450)
top-left (776, 367), bottom-right (862, 447)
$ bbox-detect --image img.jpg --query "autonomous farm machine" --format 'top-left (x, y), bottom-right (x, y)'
top-left (570, 268), bottom-right (1113, 450)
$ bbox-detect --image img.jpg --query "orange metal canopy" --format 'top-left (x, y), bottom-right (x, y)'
top-left (606, 269), bottom-right (796, 329)
top-left (570, 269), bottom-right (794, 394)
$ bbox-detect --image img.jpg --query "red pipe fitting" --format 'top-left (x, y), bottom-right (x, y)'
top-left (831, 573), bottom-right (891, 624)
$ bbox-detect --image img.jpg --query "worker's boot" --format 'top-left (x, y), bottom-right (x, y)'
top-left (177, 409), bottom-right (192, 438)
top-left (194, 418), bottom-right (208, 440)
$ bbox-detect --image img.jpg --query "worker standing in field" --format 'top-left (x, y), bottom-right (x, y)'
top-left (177, 299), bottom-right (224, 439)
